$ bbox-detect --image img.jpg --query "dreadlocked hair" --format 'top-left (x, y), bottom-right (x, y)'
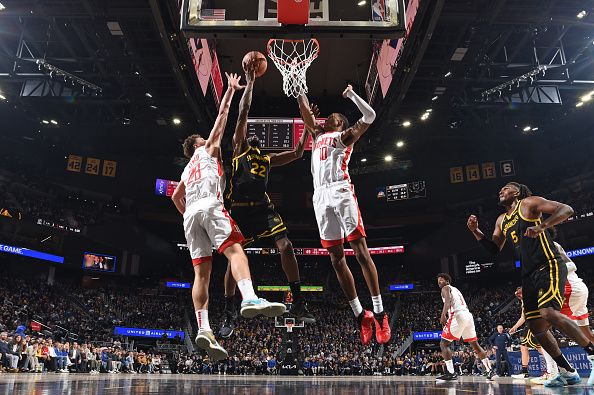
top-left (507, 182), bottom-right (533, 199)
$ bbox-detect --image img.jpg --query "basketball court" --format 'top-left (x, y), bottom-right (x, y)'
top-left (2, 373), bottom-right (593, 394)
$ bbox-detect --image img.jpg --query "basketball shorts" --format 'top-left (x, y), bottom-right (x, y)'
top-left (441, 311), bottom-right (477, 343)
top-left (313, 181), bottom-right (366, 249)
top-left (561, 276), bottom-right (589, 326)
top-left (183, 197), bottom-right (244, 266)
top-left (230, 202), bottom-right (287, 247)
top-left (520, 329), bottom-right (540, 349)
top-left (522, 261), bottom-right (567, 321)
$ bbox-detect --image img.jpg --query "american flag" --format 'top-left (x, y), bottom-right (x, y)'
top-left (201, 9), bottom-right (226, 21)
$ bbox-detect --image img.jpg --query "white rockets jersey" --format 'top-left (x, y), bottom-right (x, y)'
top-left (181, 146), bottom-right (225, 209)
top-left (555, 242), bottom-right (581, 283)
top-left (442, 285), bottom-right (469, 316)
top-left (311, 131), bottom-right (353, 189)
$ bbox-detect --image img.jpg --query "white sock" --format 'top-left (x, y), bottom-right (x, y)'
top-left (445, 359), bottom-right (454, 374)
top-left (237, 278), bottom-right (257, 301)
top-left (481, 358), bottom-right (491, 372)
top-left (371, 295), bottom-right (383, 314)
top-left (195, 309), bottom-right (211, 331)
top-left (349, 297), bottom-right (363, 317)
top-left (542, 349), bottom-right (559, 375)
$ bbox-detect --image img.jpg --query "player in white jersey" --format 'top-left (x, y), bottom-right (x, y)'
top-left (171, 71), bottom-right (285, 362)
top-left (437, 273), bottom-right (495, 381)
top-left (297, 86), bottom-right (390, 346)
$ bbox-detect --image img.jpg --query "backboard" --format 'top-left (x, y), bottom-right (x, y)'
top-left (181, 0), bottom-right (407, 39)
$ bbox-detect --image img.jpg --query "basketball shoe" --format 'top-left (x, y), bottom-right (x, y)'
top-left (219, 308), bottom-right (238, 339)
top-left (544, 371), bottom-right (581, 387)
top-left (373, 312), bottom-right (391, 344)
top-left (288, 299), bottom-right (316, 324)
top-left (195, 330), bottom-right (228, 362)
top-left (436, 371), bottom-right (459, 381)
top-left (240, 298), bottom-right (286, 318)
top-left (356, 310), bottom-right (374, 345)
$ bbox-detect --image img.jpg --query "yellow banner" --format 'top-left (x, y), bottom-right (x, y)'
top-left (102, 160), bottom-right (117, 177)
top-left (66, 155), bottom-right (83, 172)
top-left (85, 157), bottom-right (100, 175)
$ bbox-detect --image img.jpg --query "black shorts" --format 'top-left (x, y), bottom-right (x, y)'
top-left (230, 202), bottom-right (287, 247)
top-left (520, 329), bottom-right (540, 349)
top-left (522, 261), bottom-right (568, 321)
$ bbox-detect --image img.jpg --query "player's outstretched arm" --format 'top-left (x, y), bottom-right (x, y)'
top-left (232, 63), bottom-right (256, 157)
top-left (297, 94), bottom-right (321, 134)
top-left (509, 312), bottom-right (525, 334)
top-left (467, 214), bottom-right (506, 255)
top-left (340, 85), bottom-right (376, 146)
top-left (270, 124), bottom-right (309, 167)
top-left (521, 196), bottom-right (574, 238)
top-left (205, 72), bottom-right (245, 155)
top-left (171, 181), bottom-right (186, 215)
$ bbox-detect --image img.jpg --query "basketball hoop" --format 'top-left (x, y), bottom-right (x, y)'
top-left (267, 39), bottom-right (320, 98)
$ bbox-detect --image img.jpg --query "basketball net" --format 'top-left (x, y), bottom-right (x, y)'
top-left (267, 39), bottom-right (320, 98)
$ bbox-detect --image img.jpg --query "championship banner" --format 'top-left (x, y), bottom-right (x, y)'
top-left (102, 160), bottom-right (117, 177)
top-left (66, 155), bottom-right (83, 172)
top-left (85, 157), bottom-right (100, 175)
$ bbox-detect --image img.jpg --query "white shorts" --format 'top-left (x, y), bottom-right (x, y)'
top-left (561, 277), bottom-right (589, 326)
top-left (183, 197), bottom-right (244, 266)
top-left (313, 181), bottom-right (366, 248)
top-left (441, 311), bottom-right (477, 343)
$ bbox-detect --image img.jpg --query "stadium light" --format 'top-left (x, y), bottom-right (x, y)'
top-left (396, 141), bottom-right (404, 148)
top-left (0, 93), bottom-right (6, 100)
top-left (384, 155), bottom-right (393, 162)
top-left (361, 158), bottom-right (367, 162)
top-left (173, 118), bottom-right (181, 125)
top-left (50, 119), bottom-right (58, 125)
top-left (580, 93), bottom-right (592, 102)
top-left (431, 96), bottom-right (438, 101)
top-left (522, 125), bottom-right (531, 132)
top-left (444, 71), bottom-right (452, 78)
top-left (357, 0), bottom-right (366, 5)
top-left (531, 127), bottom-right (539, 131)
top-left (402, 121), bottom-right (411, 127)
top-left (41, 120), bottom-right (49, 124)
top-left (145, 92), bottom-right (152, 98)
top-left (0, 3), bottom-right (5, 11)
top-left (576, 102), bottom-right (584, 107)
top-left (420, 112), bottom-right (430, 121)
top-left (577, 10), bottom-right (587, 19)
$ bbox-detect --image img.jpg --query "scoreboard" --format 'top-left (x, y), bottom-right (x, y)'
top-left (384, 181), bottom-right (427, 202)
top-left (247, 117), bottom-right (325, 151)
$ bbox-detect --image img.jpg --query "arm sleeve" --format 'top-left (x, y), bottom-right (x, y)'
top-left (479, 237), bottom-right (500, 255)
top-left (346, 90), bottom-right (376, 124)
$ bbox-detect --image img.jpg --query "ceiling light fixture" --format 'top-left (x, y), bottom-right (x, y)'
top-left (577, 10), bottom-right (587, 19)
top-left (531, 127), bottom-right (539, 131)
top-left (384, 155), bottom-right (393, 162)
top-left (402, 121), bottom-right (411, 127)
top-left (145, 92), bottom-right (152, 98)
top-left (357, 0), bottom-right (366, 5)
top-left (431, 96), bottom-right (438, 101)
top-left (522, 125), bottom-right (531, 132)
top-left (580, 93), bottom-right (592, 102)
top-left (444, 71), bottom-right (452, 78)
top-left (50, 120), bottom-right (58, 125)
top-left (42, 120), bottom-right (49, 124)
top-left (396, 141), bottom-right (404, 148)
top-left (576, 102), bottom-right (584, 107)
top-left (361, 158), bottom-right (367, 162)
top-left (0, 93), bottom-right (6, 100)
top-left (0, 3), bottom-right (5, 11)
top-left (173, 118), bottom-right (181, 125)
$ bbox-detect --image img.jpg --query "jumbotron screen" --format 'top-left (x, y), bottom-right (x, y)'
top-left (83, 252), bottom-right (117, 272)
top-left (247, 117), bottom-right (326, 151)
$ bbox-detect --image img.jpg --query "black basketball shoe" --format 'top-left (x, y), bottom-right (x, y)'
top-left (436, 372), bottom-right (459, 381)
top-left (218, 308), bottom-right (238, 339)
top-left (288, 299), bottom-right (316, 324)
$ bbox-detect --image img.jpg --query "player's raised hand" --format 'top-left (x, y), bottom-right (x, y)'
top-left (225, 72), bottom-right (245, 91)
top-left (244, 60), bottom-right (257, 82)
top-left (467, 215), bottom-right (479, 232)
top-left (342, 84), bottom-right (353, 98)
top-left (309, 103), bottom-right (320, 118)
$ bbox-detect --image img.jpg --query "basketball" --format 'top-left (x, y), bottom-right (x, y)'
top-left (242, 51), bottom-right (267, 78)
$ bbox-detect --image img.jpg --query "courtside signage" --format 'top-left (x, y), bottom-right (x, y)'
top-left (113, 327), bottom-right (185, 340)
top-left (413, 331), bottom-right (441, 341)
top-left (566, 246), bottom-right (594, 259)
top-left (389, 284), bottom-right (414, 291)
top-left (0, 243), bottom-right (64, 264)
top-left (166, 282), bottom-right (191, 289)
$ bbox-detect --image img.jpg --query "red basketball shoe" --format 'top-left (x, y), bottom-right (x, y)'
top-left (374, 312), bottom-right (391, 344)
top-left (357, 310), bottom-right (375, 345)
